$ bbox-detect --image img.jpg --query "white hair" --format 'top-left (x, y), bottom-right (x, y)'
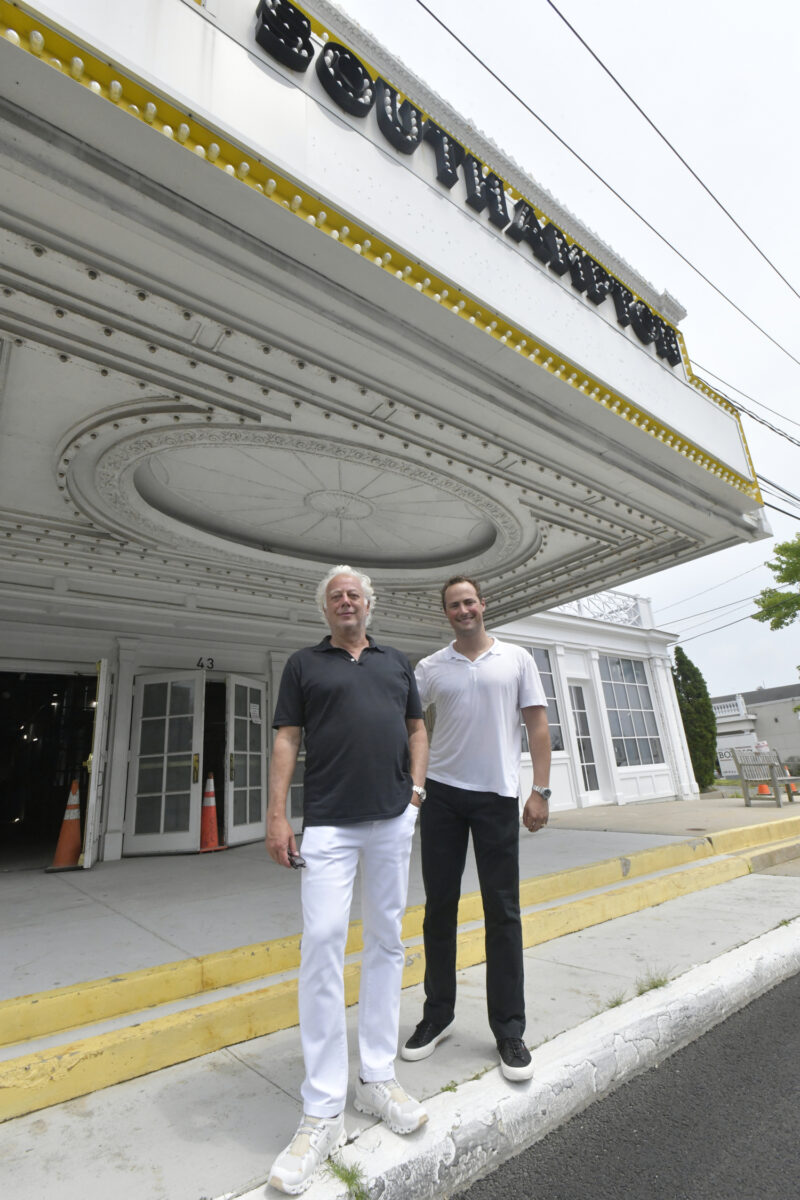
top-left (316, 564), bottom-right (376, 626)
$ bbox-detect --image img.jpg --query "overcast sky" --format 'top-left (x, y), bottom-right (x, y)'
top-left (334, 0), bottom-right (800, 696)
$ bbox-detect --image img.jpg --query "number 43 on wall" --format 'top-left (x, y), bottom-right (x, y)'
top-left (196, 657), bottom-right (214, 669)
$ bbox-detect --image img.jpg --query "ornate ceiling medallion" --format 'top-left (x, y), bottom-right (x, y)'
top-left (84, 425), bottom-right (528, 573)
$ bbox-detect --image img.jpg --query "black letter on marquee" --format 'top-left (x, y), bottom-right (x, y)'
top-left (506, 200), bottom-right (550, 262)
top-left (609, 279), bottom-right (634, 326)
top-left (255, 0), bottom-right (314, 73)
top-left (629, 300), bottom-right (658, 345)
top-left (316, 42), bottom-right (376, 117)
top-left (507, 202), bottom-right (571, 276)
top-left (654, 316), bottom-right (682, 366)
top-left (422, 122), bottom-right (465, 188)
top-left (463, 156), bottom-right (510, 229)
top-left (583, 258), bottom-right (612, 306)
top-left (375, 79), bottom-right (423, 154)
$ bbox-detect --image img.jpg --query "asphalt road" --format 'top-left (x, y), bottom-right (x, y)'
top-left (457, 969), bottom-right (800, 1200)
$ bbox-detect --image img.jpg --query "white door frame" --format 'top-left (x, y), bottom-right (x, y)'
top-left (123, 670), bottom-right (205, 855)
top-left (224, 674), bottom-right (267, 846)
top-left (80, 658), bottom-right (113, 869)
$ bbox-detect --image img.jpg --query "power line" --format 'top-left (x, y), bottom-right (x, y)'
top-left (763, 499), bottom-right (800, 522)
top-left (760, 475), bottom-right (800, 505)
top-left (544, 0), bottom-right (800, 304)
top-left (411, 1), bottom-right (800, 373)
top-left (673, 610), bottom-right (760, 645)
top-left (655, 564), bottom-right (767, 615)
top-left (676, 600), bottom-right (759, 636)
top-left (666, 594), bottom-right (758, 624)
top-left (693, 361), bottom-right (800, 433)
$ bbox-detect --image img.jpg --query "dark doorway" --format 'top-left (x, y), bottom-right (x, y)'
top-left (202, 680), bottom-right (226, 844)
top-left (0, 672), bottom-right (97, 872)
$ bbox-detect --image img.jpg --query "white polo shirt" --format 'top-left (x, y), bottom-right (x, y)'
top-left (415, 638), bottom-right (547, 798)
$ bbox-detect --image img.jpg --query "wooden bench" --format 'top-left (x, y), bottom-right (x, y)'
top-left (731, 748), bottom-right (800, 807)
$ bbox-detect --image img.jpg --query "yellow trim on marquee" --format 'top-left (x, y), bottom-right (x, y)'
top-left (0, 2), bottom-right (760, 501)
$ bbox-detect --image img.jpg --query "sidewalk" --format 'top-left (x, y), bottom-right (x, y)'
top-left (2, 792), bottom-right (800, 1200)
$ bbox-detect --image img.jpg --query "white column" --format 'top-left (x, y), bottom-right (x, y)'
top-left (587, 648), bottom-right (624, 804)
top-left (101, 637), bottom-right (139, 860)
top-left (651, 653), bottom-right (697, 799)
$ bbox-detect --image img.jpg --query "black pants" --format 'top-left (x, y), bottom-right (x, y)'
top-left (420, 778), bottom-right (525, 1041)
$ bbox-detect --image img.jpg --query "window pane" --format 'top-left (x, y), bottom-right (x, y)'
top-left (142, 682), bottom-right (168, 718)
top-left (644, 710), bottom-right (658, 735)
top-left (613, 738), bottom-right (627, 766)
top-left (166, 757), bottom-right (192, 792)
top-left (233, 789), bottom-right (247, 825)
top-left (234, 718), bottom-right (247, 751)
top-left (169, 682), bottom-right (194, 715)
top-left (135, 794), bottom-right (161, 835)
top-left (550, 726), bottom-right (564, 752)
top-left (234, 684), bottom-right (248, 717)
top-left (622, 660), bottom-right (636, 684)
top-left (651, 738), bottom-right (664, 763)
top-left (633, 660), bottom-right (647, 684)
top-left (249, 787), bottom-right (262, 823)
top-left (168, 715), bottom-right (193, 753)
top-left (234, 753), bottom-right (248, 785)
top-left (632, 710), bottom-right (646, 737)
top-left (140, 719), bottom-right (165, 756)
top-left (602, 681), bottom-right (615, 708)
top-left (626, 685), bottom-right (640, 710)
top-left (639, 738), bottom-right (653, 765)
top-left (610, 658), bottom-right (624, 683)
top-left (251, 756), bottom-right (262, 787)
top-left (249, 720), bottom-right (261, 752)
top-left (137, 758), bottom-right (163, 795)
top-left (620, 711), bottom-right (634, 737)
top-left (607, 710), bottom-right (621, 737)
top-left (163, 793), bottom-right (190, 832)
top-left (614, 684), bottom-right (628, 708)
top-left (624, 738), bottom-right (641, 766)
top-left (585, 764), bottom-right (599, 791)
top-left (532, 647), bottom-right (551, 675)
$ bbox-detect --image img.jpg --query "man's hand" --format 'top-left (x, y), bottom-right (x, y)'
top-left (266, 813), bottom-right (298, 868)
top-left (522, 790), bottom-right (549, 833)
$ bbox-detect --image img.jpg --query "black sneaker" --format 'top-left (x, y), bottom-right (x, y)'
top-left (497, 1037), bottom-right (533, 1081)
top-left (400, 1017), bottom-right (455, 1061)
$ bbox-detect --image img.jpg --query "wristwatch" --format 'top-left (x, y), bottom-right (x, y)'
top-left (412, 785), bottom-right (427, 802)
top-left (531, 785), bottom-right (552, 801)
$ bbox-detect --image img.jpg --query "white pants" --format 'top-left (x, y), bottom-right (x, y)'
top-left (298, 804), bottom-right (418, 1116)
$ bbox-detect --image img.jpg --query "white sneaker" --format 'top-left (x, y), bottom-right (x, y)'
top-left (354, 1076), bottom-right (428, 1135)
top-left (268, 1112), bottom-right (347, 1194)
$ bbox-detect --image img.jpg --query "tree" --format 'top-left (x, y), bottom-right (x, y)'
top-left (672, 646), bottom-right (717, 790)
top-left (752, 534), bottom-right (800, 629)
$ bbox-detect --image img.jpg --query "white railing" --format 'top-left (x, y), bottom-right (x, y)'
top-left (713, 697), bottom-right (746, 718)
top-left (553, 590), bottom-right (646, 627)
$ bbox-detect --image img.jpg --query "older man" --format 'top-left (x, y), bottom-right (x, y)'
top-left (266, 565), bottom-right (428, 1194)
top-left (402, 575), bottom-right (551, 1082)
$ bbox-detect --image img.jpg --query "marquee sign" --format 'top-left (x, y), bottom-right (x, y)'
top-left (253, 0), bottom-right (682, 367)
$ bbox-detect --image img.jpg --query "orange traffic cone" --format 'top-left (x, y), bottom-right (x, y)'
top-left (757, 782), bottom-right (770, 796)
top-left (784, 766), bottom-right (797, 795)
top-left (199, 773), bottom-right (226, 852)
top-left (46, 779), bottom-right (82, 872)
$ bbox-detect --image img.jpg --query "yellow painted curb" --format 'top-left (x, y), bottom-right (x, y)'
top-left (709, 815), bottom-right (800, 856)
top-left (1, 837), bottom-right (715, 1048)
top-left (0, 853), bottom-right (757, 1122)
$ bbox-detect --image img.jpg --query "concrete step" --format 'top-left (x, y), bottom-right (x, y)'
top-left (3, 817), bottom-right (800, 1122)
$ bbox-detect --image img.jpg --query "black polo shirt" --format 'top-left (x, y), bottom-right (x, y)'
top-left (273, 636), bottom-right (423, 826)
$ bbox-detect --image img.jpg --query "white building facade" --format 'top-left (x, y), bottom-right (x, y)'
top-left (0, 1), bottom-right (763, 868)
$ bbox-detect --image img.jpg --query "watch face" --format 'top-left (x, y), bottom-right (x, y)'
top-left (537, 787), bottom-right (552, 801)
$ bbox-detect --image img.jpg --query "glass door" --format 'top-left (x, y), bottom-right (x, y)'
top-left (123, 671), bottom-right (205, 855)
top-left (569, 683), bottom-right (602, 802)
top-left (224, 675), bottom-right (267, 845)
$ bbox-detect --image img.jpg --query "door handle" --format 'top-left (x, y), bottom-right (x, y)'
top-left (193, 753), bottom-right (199, 783)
